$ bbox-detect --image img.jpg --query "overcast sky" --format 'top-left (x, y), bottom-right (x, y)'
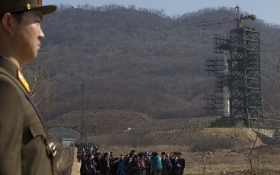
top-left (44, 0), bottom-right (280, 25)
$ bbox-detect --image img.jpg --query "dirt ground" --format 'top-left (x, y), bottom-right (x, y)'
top-left (50, 110), bottom-right (280, 174)
top-left (87, 128), bottom-right (280, 175)
top-left (71, 148), bottom-right (79, 175)
top-left (93, 144), bottom-right (280, 175)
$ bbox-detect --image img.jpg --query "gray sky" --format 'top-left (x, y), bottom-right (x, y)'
top-left (44, 0), bottom-right (280, 25)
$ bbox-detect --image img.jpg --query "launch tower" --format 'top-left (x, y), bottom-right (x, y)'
top-left (200, 6), bottom-right (264, 127)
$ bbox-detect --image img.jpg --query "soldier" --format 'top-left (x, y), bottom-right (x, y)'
top-left (0, 0), bottom-right (56, 174)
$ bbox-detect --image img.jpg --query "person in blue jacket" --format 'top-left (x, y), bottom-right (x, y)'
top-left (118, 155), bottom-right (126, 175)
top-left (151, 152), bottom-right (162, 175)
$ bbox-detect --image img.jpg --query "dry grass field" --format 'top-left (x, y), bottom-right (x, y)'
top-left (92, 129), bottom-right (280, 175)
top-left (48, 110), bottom-right (280, 175)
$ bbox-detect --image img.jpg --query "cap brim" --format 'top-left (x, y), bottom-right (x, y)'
top-left (32, 5), bottom-right (57, 15)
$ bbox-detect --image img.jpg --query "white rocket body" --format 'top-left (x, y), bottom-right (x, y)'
top-left (223, 51), bottom-right (230, 117)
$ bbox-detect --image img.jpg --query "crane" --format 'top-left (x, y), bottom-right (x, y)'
top-left (195, 6), bottom-right (256, 29)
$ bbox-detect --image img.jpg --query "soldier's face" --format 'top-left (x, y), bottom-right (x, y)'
top-left (12, 10), bottom-right (44, 63)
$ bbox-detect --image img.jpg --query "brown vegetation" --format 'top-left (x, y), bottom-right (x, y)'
top-left (53, 145), bottom-right (74, 175)
top-left (90, 128), bottom-right (280, 175)
top-left (47, 109), bottom-right (216, 135)
top-left (24, 4), bottom-right (280, 121)
top-left (32, 4), bottom-right (280, 174)
top-left (47, 135), bottom-right (74, 175)
top-left (48, 110), bottom-right (280, 174)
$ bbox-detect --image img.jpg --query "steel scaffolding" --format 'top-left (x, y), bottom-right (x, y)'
top-left (205, 27), bottom-right (264, 127)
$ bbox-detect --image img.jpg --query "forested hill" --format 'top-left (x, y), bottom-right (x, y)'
top-left (27, 4), bottom-right (280, 120)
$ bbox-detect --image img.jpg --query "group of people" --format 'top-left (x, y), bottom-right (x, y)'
top-left (76, 142), bottom-right (99, 162)
top-left (79, 150), bottom-right (185, 175)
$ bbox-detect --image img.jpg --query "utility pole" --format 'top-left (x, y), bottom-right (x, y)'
top-left (80, 79), bottom-right (85, 141)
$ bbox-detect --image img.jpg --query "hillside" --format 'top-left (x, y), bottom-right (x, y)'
top-left (47, 109), bottom-right (216, 135)
top-left (47, 108), bottom-right (264, 149)
top-left (24, 5), bottom-right (280, 121)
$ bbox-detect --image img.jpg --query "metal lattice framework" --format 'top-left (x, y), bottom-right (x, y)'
top-left (229, 27), bottom-right (264, 127)
top-left (205, 27), bottom-right (264, 127)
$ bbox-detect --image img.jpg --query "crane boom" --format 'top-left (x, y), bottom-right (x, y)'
top-left (195, 6), bottom-right (256, 28)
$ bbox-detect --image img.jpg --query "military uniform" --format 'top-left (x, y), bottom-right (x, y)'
top-left (0, 57), bottom-right (53, 174)
top-left (0, 0), bottom-right (56, 174)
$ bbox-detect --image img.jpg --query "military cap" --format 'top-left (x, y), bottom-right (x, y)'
top-left (0, 0), bottom-right (57, 16)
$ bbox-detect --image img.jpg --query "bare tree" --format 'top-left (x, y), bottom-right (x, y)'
top-left (24, 60), bottom-right (57, 120)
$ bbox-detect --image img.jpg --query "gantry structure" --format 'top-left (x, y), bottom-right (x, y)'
top-left (200, 6), bottom-right (264, 127)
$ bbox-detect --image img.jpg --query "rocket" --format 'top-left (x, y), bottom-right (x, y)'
top-left (223, 51), bottom-right (230, 117)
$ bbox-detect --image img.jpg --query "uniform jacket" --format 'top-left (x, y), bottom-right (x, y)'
top-left (0, 57), bottom-right (53, 175)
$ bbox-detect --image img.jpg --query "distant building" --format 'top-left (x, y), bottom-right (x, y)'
top-left (62, 138), bottom-right (75, 147)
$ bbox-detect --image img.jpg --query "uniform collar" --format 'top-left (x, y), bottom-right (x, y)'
top-left (0, 55), bottom-right (19, 79)
top-left (0, 56), bottom-right (30, 93)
